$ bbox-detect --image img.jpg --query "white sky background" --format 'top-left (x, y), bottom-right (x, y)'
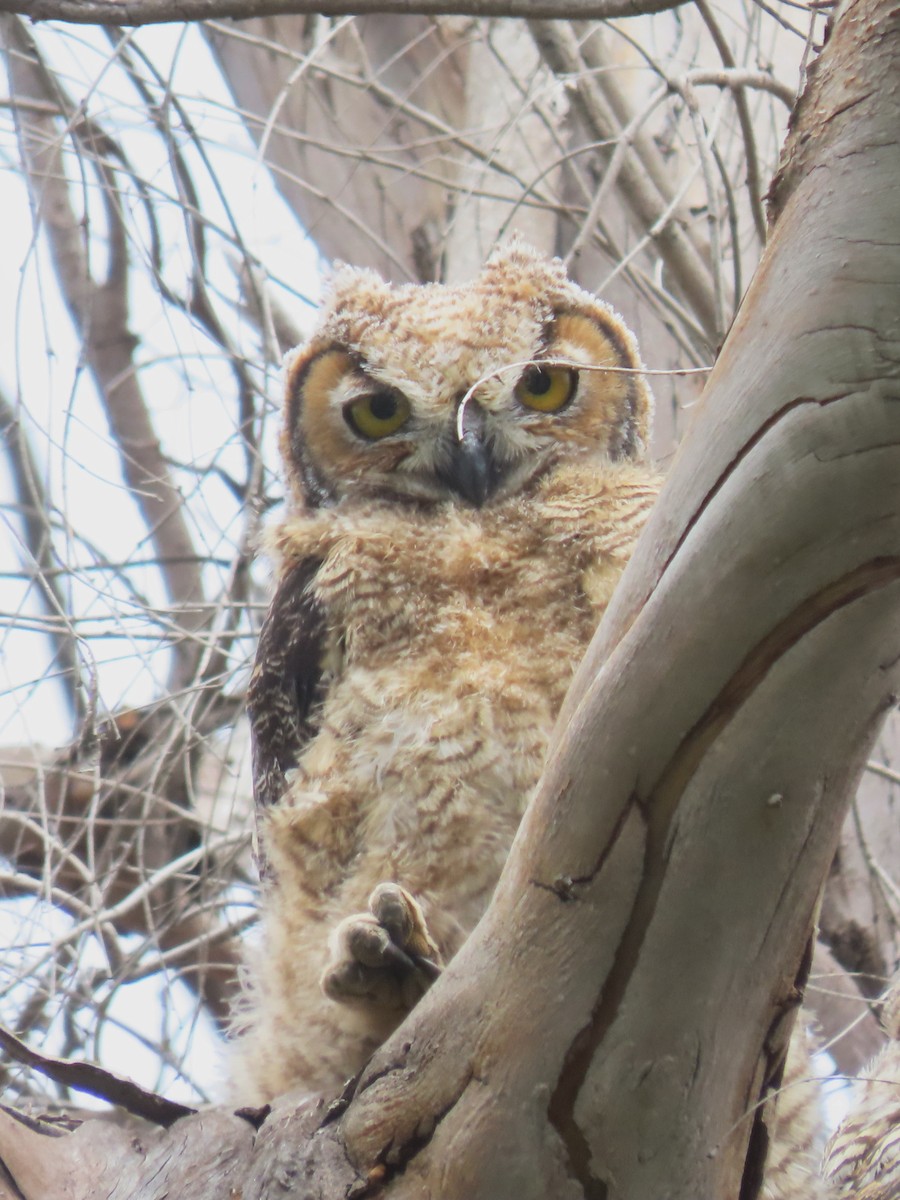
top-left (0, 20), bottom-right (322, 1103)
top-left (0, 19), bottom-right (322, 748)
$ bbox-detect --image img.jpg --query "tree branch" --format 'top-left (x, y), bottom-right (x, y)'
top-left (0, 0), bottom-right (687, 26)
top-left (0, 1027), bottom-right (196, 1126)
top-left (0, 386), bottom-right (83, 722)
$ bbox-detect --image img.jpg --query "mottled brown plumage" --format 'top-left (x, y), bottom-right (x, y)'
top-left (231, 242), bottom-right (659, 1102)
top-left (762, 1024), bottom-right (833, 1200)
top-left (824, 979), bottom-right (900, 1199)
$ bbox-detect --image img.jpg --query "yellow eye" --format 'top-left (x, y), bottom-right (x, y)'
top-left (515, 366), bottom-right (577, 413)
top-left (345, 390), bottom-right (411, 440)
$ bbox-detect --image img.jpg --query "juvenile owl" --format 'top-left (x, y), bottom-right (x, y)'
top-left (231, 241), bottom-right (660, 1103)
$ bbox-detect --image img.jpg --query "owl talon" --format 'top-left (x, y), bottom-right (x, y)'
top-left (409, 954), bottom-right (442, 983)
top-left (321, 883), bottom-right (443, 1013)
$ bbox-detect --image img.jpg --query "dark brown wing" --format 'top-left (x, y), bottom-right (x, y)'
top-left (247, 558), bottom-right (326, 812)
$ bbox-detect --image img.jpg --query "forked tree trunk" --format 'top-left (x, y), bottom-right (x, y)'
top-left (0, 1), bottom-right (897, 1197)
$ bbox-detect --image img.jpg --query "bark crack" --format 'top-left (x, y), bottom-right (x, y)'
top-left (661, 392), bottom-right (851, 581)
top-left (532, 795), bottom-right (644, 902)
top-left (740, 932), bottom-right (816, 1200)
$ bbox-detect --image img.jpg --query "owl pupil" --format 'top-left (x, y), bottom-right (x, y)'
top-left (527, 368), bottom-right (552, 395)
top-left (369, 392), bottom-right (397, 420)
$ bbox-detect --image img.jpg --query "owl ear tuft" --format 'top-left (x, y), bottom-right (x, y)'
top-left (326, 263), bottom-right (392, 310)
top-left (484, 236), bottom-right (565, 288)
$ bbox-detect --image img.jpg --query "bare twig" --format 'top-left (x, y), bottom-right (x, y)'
top-left (683, 68), bottom-right (795, 110)
top-left (865, 759), bottom-right (900, 787)
top-left (695, 0), bottom-right (768, 244)
top-left (0, 386), bottom-right (83, 722)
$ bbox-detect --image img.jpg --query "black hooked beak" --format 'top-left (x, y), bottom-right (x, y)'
top-left (438, 396), bottom-right (503, 508)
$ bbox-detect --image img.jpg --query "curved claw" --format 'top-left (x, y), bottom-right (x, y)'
top-left (409, 953), bottom-right (442, 983)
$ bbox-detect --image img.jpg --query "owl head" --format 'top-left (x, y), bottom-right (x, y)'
top-left (281, 241), bottom-right (652, 509)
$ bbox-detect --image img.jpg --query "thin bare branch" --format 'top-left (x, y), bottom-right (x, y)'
top-left (528, 19), bottom-right (719, 348)
top-left (684, 67), bottom-right (796, 109)
top-left (0, 386), bottom-right (83, 722)
top-left (695, 0), bottom-right (768, 244)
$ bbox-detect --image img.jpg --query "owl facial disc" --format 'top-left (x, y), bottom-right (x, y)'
top-left (281, 241), bottom-right (654, 511)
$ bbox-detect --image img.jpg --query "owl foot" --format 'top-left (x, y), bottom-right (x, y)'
top-left (321, 883), bottom-right (443, 1013)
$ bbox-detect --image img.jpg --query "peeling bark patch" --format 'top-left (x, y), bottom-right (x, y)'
top-left (321, 1066), bottom-right (367, 1127)
top-left (548, 556), bottom-right (900, 1192)
top-left (768, 0), bottom-right (895, 219)
top-left (661, 392), bottom-right (850, 581)
top-left (235, 1104), bottom-right (271, 1131)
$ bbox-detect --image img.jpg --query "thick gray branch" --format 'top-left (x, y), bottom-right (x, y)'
top-left (0, 0), bottom-right (686, 25)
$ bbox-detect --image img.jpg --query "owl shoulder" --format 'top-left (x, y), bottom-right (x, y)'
top-left (535, 456), bottom-right (660, 532)
top-left (533, 457), bottom-right (660, 604)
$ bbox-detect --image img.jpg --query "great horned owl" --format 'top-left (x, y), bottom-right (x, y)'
top-left (231, 241), bottom-right (660, 1103)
